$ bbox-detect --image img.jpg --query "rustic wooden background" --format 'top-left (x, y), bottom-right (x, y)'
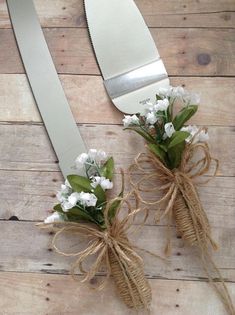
top-left (0, 0), bottom-right (235, 314)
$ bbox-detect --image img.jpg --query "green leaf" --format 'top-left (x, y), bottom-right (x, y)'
top-left (147, 143), bottom-right (166, 164)
top-left (156, 94), bottom-right (163, 101)
top-left (108, 174), bottom-right (124, 221)
top-left (94, 184), bottom-right (106, 206)
top-left (167, 141), bottom-right (185, 169)
top-left (53, 204), bottom-right (63, 212)
top-left (109, 188), bottom-right (124, 222)
top-left (100, 157), bottom-right (114, 180)
top-left (53, 204), bottom-right (95, 223)
top-left (68, 206), bottom-right (96, 222)
top-left (124, 127), bottom-right (155, 144)
top-left (67, 175), bottom-right (92, 193)
top-left (108, 199), bottom-right (121, 221)
top-left (173, 105), bottom-right (198, 130)
top-left (158, 143), bottom-right (168, 152)
top-left (168, 131), bottom-right (190, 149)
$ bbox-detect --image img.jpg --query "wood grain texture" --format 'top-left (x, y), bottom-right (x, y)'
top-left (0, 221), bottom-right (235, 282)
top-left (0, 74), bottom-right (235, 126)
top-left (1, 272), bottom-right (235, 315)
top-left (0, 124), bottom-right (234, 176)
top-left (1, 0), bottom-right (235, 28)
top-left (0, 0), bottom-right (235, 313)
top-left (0, 170), bottom-right (234, 229)
top-left (1, 28), bottom-right (235, 76)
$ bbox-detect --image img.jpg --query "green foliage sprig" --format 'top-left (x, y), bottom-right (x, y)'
top-left (44, 149), bottom-right (123, 229)
top-left (123, 86), bottom-right (209, 169)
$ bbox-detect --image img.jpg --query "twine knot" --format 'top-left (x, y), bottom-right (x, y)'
top-left (129, 142), bottom-right (235, 315)
top-left (37, 190), bottom-right (152, 310)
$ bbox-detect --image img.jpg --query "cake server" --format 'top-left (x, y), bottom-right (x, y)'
top-left (84, 0), bottom-right (170, 114)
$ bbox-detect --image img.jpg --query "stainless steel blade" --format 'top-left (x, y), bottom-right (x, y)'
top-left (7, 0), bottom-right (86, 178)
top-left (84, 0), bottom-right (170, 114)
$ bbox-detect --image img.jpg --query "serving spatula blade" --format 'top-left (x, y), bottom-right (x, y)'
top-left (84, 0), bottom-right (170, 114)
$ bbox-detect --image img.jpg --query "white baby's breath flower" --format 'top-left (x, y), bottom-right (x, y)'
top-left (44, 211), bottom-right (64, 224)
top-left (96, 150), bottom-right (107, 162)
top-left (61, 200), bottom-right (74, 212)
top-left (171, 86), bottom-right (185, 98)
top-left (145, 102), bottom-right (154, 114)
top-left (68, 192), bottom-right (80, 207)
top-left (56, 179), bottom-right (72, 203)
top-left (75, 153), bottom-right (89, 169)
top-left (91, 176), bottom-right (113, 190)
top-left (183, 92), bottom-right (201, 105)
top-left (91, 176), bottom-right (101, 188)
top-left (198, 130), bottom-right (209, 142)
top-left (146, 112), bottom-right (158, 125)
top-left (181, 125), bottom-right (209, 143)
top-left (88, 149), bottom-right (97, 160)
top-left (181, 125), bottom-right (199, 143)
top-left (164, 122), bottom-right (175, 138)
top-left (100, 178), bottom-right (113, 190)
top-left (155, 98), bottom-right (169, 112)
top-left (157, 86), bottom-right (171, 97)
top-left (78, 192), bottom-right (98, 207)
top-left (56, 191), bottom-right (65, 203)
top-left (123, 114), bottom-right (140, 127)
top-left (87, 149), bottom-right (107, 163)
top-left (189, 92), bottom-right (200, 105)
top-left (65, 179), bottom-right (72, 188)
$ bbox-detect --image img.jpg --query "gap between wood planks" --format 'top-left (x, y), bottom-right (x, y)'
top-left (0, 75), bottom-right (235, 126)
top-left (0, 221), bottom-right (235, 281)
top-left (1, 28), bottom-right (235, 76)
top-left (1, 0), bottom-right (235, 28)
top-left (0, 271), bottom-right (234, 315)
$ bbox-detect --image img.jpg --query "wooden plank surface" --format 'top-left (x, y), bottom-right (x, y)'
top-left (1, 272), bottom-right (235, 315)
top-left (1, 170), bottom-right (234, 227)
top-left (0, 74), bottom-right (235, 126)
top-left (1, 0), bottom-right (235, 28)
top-left (0, 124), bottom-right (234, 176)
top-left (0, 221), bottom-right (235, 282)
top-left (1, 28), bottom-right (235, 76)
top-left (0, 0), bottom-right (234, 314)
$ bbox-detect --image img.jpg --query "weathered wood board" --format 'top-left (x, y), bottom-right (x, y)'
top-left (1, 0), bottom-right (235, 28)
top-left (1, 28), bottom-right (235, 76)
top-left (0, 75), bottom-right (235, 125)
top-left (1, 272), bottom-right (235, 315)
top-left (0, 0), bottom-right (234, 314)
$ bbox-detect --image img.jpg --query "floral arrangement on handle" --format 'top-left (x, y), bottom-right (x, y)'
top-left (39, 149), bottom-right (151, 310)
top-left (123, 86), bottom-right (235, 315)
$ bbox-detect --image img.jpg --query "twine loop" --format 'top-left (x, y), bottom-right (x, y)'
top-left (38, 189), bottom-right (153, 310)
top-left (129, 142), bottom-right (235, 315)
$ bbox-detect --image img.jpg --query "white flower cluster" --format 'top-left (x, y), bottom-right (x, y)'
top-left (91, 176), bottom-right (113, 190)
top-left (145, 98), bottom-right (170, 125)
top-left (122, 98), bottom-right (170, 128)
top-left (157, 86), bottom-right (200, 105)
top-left (58, 149), bottom-right (113, 211)
top-left (75, 149), bottom-right (107, 169)
top-left (164, 122), bottom-right (175, 138)
top-left (181, 125), bottom-right (209, 143)
top-left (123, 114), bottom-right (139, 128)
top-left (56, 178), bottom-right (98, 211)
top-left (44, 211), bottom-right (64, 224)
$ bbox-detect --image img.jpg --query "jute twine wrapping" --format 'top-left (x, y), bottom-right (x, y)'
top-left (38, 191), bottom-right (152, 310)
top-left (129, 142), bottom-right (235, 315)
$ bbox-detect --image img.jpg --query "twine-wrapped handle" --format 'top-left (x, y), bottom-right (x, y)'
top-left (129, 143), bottom-right (235, 315)
top-left (129, 142), bottom-right (219, 250)
top-left (38, 191), bottom-right (152, 310)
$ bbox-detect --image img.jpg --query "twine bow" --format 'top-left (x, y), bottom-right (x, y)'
top-left (129, 142), bottom-right (219, 253)
top-left (38, 190), bottom-right (154, 310)
top-left (129, 142), bottom-right (235, 315)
